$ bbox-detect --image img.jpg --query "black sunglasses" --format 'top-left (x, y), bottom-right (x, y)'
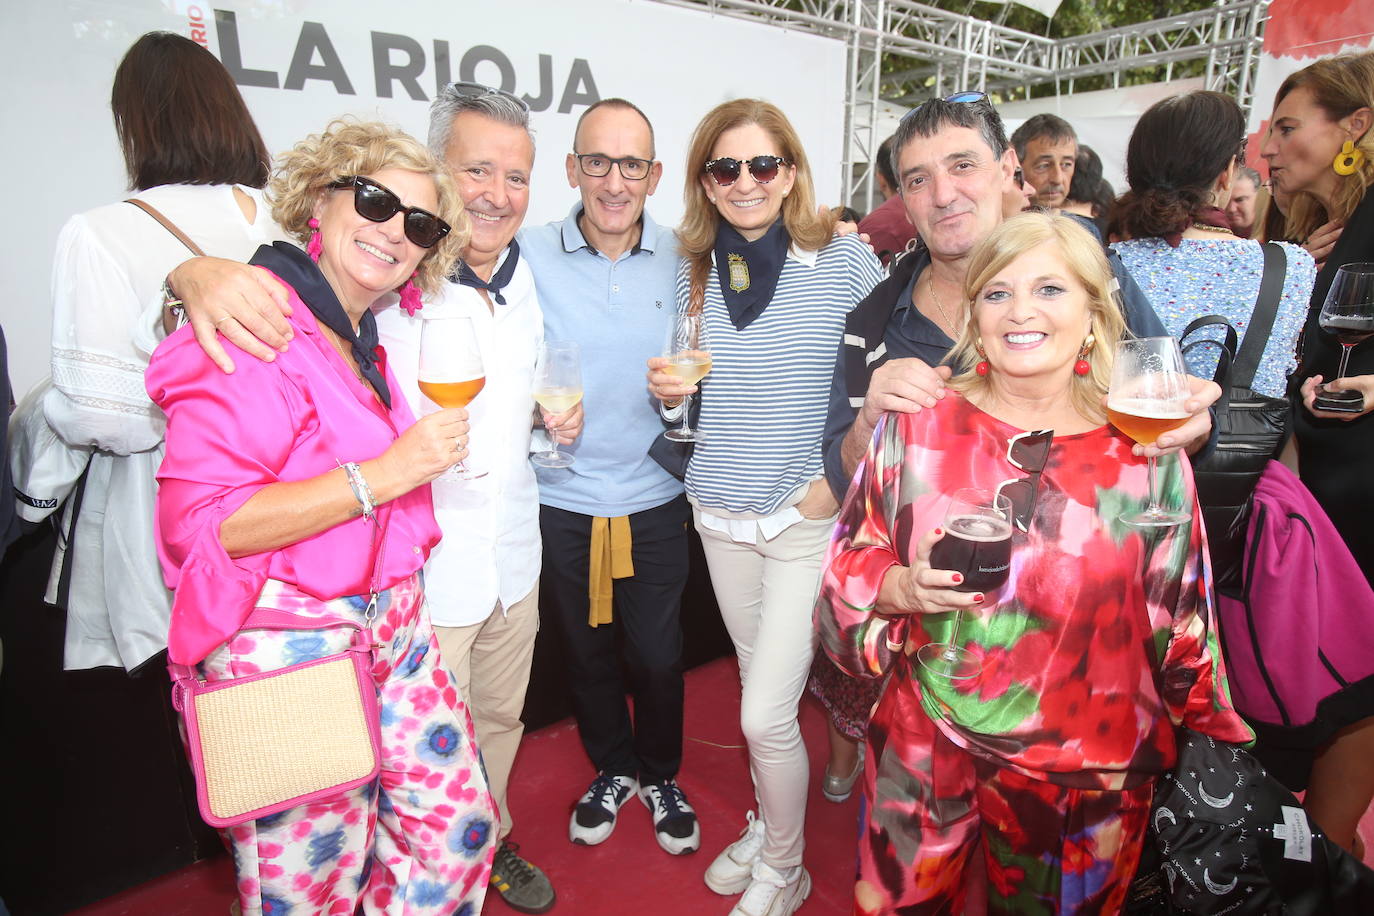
top-left (329, 176), bottom-right (452, 249)
top-left (574, 153), bottom-right (653, 180)
top-left (703, 155), bottom-right (790, 187)
top-left (995, 429), bottom-right (1054, 533)
top-left (1013, 166), bottom-right (1026, 189)
top-left (447, 80), bottom-right (531, 113)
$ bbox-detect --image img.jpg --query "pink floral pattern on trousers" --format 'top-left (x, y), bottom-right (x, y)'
top-left (197, 574), bottom-right (496, 915)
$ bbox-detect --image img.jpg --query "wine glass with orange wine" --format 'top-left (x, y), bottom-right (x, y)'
top-left (418, 315), bottom-right (487, 480)
top-left (1106, 336), bottom-right (1190, 527)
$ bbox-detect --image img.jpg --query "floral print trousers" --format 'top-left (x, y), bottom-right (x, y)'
top-left (856, 682), bottom-right (1153, 916)
top-left (196, 575), bottom-right (496, 916)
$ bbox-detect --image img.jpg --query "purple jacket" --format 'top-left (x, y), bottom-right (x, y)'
top-left (1216, 460), bottom-right (1374, 734)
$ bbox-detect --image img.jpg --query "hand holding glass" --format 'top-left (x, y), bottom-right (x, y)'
top-left (418, 316), bottom-right (487, 480)
top-left (662, 313), bottom-right (712, 443)
top-left (917, 488), bottom-right (1012, 681)
top-left (1314, 262), bottom-right (1374, 414)
top-left (1107, 337), bottom-right (1190, 526)
top-left (532, 341), bottom-right (583, 468)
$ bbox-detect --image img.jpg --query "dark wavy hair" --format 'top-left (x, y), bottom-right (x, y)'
top-left (112, 32), bottom-right (270, 191)
top-left (1112, 90), bottom-right (1245, 239)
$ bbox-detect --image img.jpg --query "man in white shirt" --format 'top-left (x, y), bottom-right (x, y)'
top-left (373, 84), bottom-right (580, 915)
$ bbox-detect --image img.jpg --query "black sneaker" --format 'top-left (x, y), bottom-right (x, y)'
top-left (490, 840), bottom-right (555, 914)
top-left (638, 779), bottom-right (701, 855)
top-left (569, 772), bottom-right (638, 845)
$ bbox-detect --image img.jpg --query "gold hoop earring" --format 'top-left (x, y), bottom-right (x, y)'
top-left (1334, 140), bottom-right (1365, 177)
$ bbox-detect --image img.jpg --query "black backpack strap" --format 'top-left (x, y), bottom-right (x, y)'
top-left (1230, 242), bottom-right (1287, 389)
top-left (1181, 314), bottom-right (1239, 386)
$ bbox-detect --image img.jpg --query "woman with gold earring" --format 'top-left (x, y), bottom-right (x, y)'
top-left (1261, 52), bottom-right (1374, 543)
top-left (1258, 50), bottom-right (1374, 861)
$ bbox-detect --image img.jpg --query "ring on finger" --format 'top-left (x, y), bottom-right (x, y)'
top-left (214, 314), bottom-right (235, 327)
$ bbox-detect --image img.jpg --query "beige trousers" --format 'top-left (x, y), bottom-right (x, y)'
top-left (433, 582), bottom-right (540, 840)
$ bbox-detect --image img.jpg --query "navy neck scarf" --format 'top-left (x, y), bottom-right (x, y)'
top-left (250, 241), bottom-right (391, 409)
top-left (713, 220), bottom-right (790, 331)
top-left (454, 238), bottom-right (520, 305)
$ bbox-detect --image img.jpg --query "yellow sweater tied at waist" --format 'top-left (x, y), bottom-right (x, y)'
top-left (588, 515), bottom-right (634, 626)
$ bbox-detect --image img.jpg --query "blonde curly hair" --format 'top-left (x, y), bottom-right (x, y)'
top-left (268, 118), bottom-right (467, 296)
top-left (946, 211), bottom-right (1126, 424)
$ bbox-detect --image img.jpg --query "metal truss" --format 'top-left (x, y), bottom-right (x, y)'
top-left (649, 0), bottom-right (1270, 208)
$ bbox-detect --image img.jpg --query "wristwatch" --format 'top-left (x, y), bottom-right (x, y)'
top-left (162, 277), bottom-right (187, 324)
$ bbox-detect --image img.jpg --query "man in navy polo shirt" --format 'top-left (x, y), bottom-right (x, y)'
top-left (520, 99), bottom-right (699, 857)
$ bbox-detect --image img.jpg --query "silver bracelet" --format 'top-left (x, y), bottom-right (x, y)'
top-left (339, 461), bottom-right (376, 521)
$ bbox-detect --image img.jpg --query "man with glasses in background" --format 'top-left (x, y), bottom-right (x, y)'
top-left (822, 91), bottom-right (1218, 502)
top-left (520, 98), bottom-right (700, 860)
top-left (156, 82), bottom-right (573, 914)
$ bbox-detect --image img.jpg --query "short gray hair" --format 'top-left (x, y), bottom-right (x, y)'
top-left (890, 94), bottom-right (1008, 184)
top-left (427, 83), bottom-right (535, 158)
top-left (1235, 165), bottom-right (1262, 190)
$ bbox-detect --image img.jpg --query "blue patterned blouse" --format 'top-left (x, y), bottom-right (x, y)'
top-left (1112, 237), bottom-right (1315, 398)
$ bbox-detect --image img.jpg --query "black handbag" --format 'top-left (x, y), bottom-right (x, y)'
top-left (1181, 242), bottom-right (1290, 598)
top-left (1127, 729), bottom-right (1374, 914)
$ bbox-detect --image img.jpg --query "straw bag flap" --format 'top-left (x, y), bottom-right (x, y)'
top-left (171, 608), bottom-right (382, 826)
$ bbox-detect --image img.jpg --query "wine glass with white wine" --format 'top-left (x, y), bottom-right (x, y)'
top-left (531, 341), bottom-right (583, 468)
top-left (418, 315), bottom-right (487, 480)
top-left (662, 312), bottom-right (712, 442)
top-left (1106, 336), bottom-right (1191, 527)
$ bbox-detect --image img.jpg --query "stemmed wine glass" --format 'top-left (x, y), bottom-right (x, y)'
top-left (1106, 337), bottom-right (1191, 527)
top-left (418, 315), bottom-right (487, 480)
top-left (662, 313), bottom-right (712, 443)
top-left (1314, 262), bottom-right (1374, 414)
top-left (917, 488), bottom-right (1012, 681)
top-left (531, 341), bottom-right (583, 468)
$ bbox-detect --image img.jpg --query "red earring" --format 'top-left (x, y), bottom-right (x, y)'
top-left (1074, 333), bottom-right (1094, 376)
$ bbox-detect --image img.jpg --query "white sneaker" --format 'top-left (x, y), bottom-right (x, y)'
top-left (569, 772), bottom-right (638, 845)
top-left (729, 862), bottom-right (811, 916)
top-left (705, 811), bottom-right (767, 895)
top-left (639, 779), bottom-right (701, 855)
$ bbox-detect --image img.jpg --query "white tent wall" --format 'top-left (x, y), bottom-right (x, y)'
top-left (1, 0), bottom-right (849, 399)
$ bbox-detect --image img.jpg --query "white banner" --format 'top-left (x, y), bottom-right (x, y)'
top-left (2, 0), bottom-right (847, 397)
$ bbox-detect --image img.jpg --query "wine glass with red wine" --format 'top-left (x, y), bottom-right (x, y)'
top-left (1315, 263), bottom-right (1374, 414)
top-left (916, 488), bottom-right (1012, 680)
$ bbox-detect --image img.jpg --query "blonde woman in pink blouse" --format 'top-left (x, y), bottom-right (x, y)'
top-left (146, 120), bottom-right (497, 916)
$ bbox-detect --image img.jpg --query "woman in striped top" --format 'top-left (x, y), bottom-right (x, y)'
top-left (648, 99), bottom-right (883, 916)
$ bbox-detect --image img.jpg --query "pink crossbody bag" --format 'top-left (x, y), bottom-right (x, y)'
top-left (168, 513), bottom-right (391, 827)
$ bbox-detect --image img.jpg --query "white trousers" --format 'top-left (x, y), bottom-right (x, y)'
top-left (695, 508), bottom-right (836, 869)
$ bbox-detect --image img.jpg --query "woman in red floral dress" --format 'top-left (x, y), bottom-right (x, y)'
top-left (817, 211), bottom-right (1253, 915)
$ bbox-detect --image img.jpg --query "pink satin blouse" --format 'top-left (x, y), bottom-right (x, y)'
top-left (146, 277), bottom-right (441, 665)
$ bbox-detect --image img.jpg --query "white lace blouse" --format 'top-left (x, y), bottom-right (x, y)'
top-left (43, 183), bottom-right (284, 670)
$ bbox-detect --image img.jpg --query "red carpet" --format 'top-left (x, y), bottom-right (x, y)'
top-left (489, 655), bottom-right (862, 915)
top-left (72, 655), bottom-right (1374, 915)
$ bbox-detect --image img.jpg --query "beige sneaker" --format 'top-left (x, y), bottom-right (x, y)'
top-left (704, 811), bottom-right (767, 895)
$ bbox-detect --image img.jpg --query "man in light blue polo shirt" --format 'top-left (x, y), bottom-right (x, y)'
top-left (520, 99), bottom-right (698, 857)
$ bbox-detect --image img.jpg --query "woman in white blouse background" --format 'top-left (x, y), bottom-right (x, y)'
top-left (38, 31), bottom-right (284, 671)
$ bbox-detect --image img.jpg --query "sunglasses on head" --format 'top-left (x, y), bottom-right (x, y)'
top-left (447, 80), bottom-right (531, 113)
top-left (329, 176), bottom-right (452, 249)
top-left (703, 155), bottom-right (790, 187)
top-left (903, 90), bottom-right (991, 122)
top-left (994, 429), bottom-right (1054, 533)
